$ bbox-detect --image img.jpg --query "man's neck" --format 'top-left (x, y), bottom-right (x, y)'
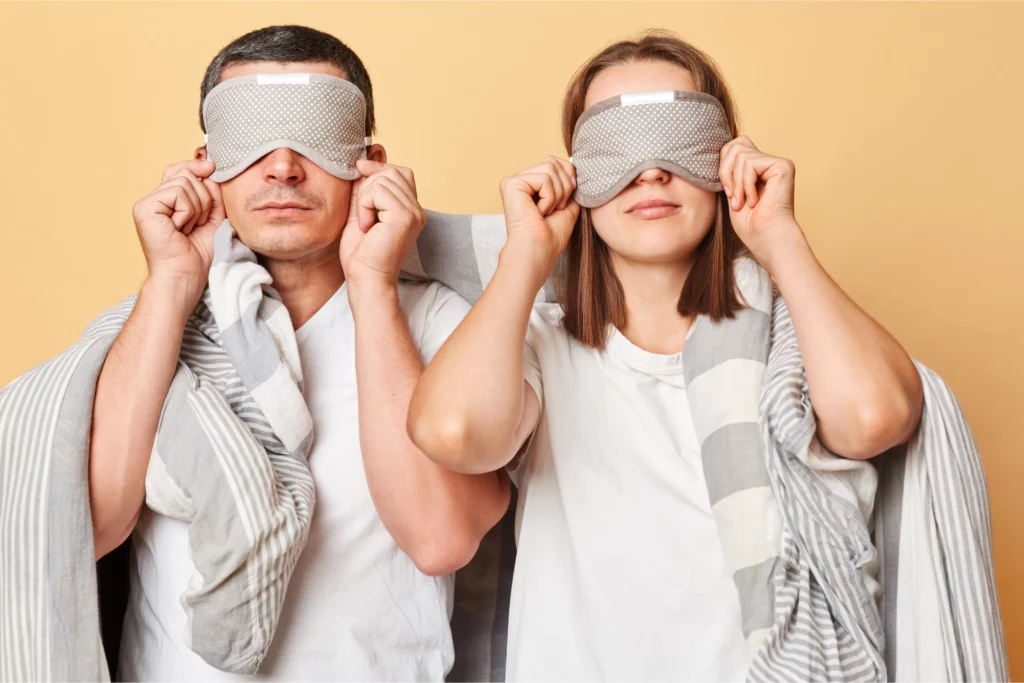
top-left (611, 254), bottom-right (695, 356)
top-left (262, 246), bottom-right (345, 330)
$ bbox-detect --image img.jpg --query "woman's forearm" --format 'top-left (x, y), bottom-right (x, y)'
top-left (766, 221), bottom-right (924, 459)
top-left (409, 239), bottom-right (548, 474)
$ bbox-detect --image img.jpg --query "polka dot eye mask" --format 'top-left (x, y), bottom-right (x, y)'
top-left (202, 73), bottom-right (369, 183)
top-left (570, 90), bottom-right (733, 208)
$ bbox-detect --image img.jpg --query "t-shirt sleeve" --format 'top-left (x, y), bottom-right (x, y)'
top-left (507, 312), bottom-right (545, 482)
top-left (416, 283), bottom-right (473, 363)
top-left (522, 323), bottom-right (543, 412)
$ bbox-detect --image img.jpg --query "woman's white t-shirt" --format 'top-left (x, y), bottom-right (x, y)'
top-left (508, 303), bottom-right (749, 681)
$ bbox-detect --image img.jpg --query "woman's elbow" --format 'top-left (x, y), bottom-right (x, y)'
top-left (846, 395), bottom-right (922, 459)
top-left (407, 409), bottom-right (491, 474)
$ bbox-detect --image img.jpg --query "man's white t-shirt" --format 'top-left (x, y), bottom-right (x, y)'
top-left (118, 281), bottom-right (472, 682)
top-left (507, 303), bottom-right (749, 682)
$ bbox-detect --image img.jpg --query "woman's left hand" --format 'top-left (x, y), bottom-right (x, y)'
top-left (719, 136), bottom-right (803, 270)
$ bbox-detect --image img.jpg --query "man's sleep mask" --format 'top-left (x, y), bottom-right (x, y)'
top-left (570, 90), bottom-right (733, 208)
top-left (202, 73), bottom-right (370, 183)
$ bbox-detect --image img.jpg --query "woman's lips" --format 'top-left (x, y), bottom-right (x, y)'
top-left (626, 199), bottom-right (681, 219)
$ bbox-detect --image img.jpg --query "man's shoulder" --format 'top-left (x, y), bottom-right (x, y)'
top-left (396, 279), bottom-right (470, 338)
top-left (395, 279), bottom-right (465, 313)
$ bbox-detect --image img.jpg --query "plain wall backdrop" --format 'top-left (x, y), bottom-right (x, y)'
top-left (1, 0), bottom-right (1021, 675)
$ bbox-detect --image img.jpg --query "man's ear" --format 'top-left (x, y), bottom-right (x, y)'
top-left (195, 146), bottom-right (208, 161)
top-left (367, 143), bottom-right (386, 164)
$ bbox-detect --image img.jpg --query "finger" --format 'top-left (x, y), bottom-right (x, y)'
top-left (729, 151), bottom-right (744, 210)
top-left (355, 158), bottom-right (390, 177)
top-left (153, 185), bottom-right (198, 231)
top-left (542, 160), bottom-right (569, 212)
top-left (170, 170), bottom-right (212, 227)
top-left (392, 165), bottom-right (418, 197)
top-left (534, 174), bottom-right (557, 216)
top-left (361, 183), bottom-right (407, 227)
top-left (512, 172), bottom-right (558, 215)
top-left (164, 177), bottom-right (202, 232)
top-left (370, 166), bottom-right (418, 201)
top-left (743, 160), bottom-right (759, 208)
top-left (162, 159), bottom-right (216, 184)
top-left (203, 179), bottom-right (226, 224)
top-left (735, 135), bottom-right (758, 152)
top-left (546, 158), bottom-right (574, 211)
top-left (345, 176), bottom-right (365, 227)
top-left (732, 150), bottom-right (759, 211)
top-left (564, 197), bottom-right (582, 223)
top-left (355, 178), bottom-right (378, 232)
top-left (719, 142), bottom-right (738, 199)
top-left (368, 175), bottom-right (421, 218)
top-left (719, 136), bottom-right (757, 201)
top-left (556, 157), bottom-right (577, 188)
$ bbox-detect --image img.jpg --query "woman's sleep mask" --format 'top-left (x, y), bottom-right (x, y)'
top-left (202, 73), bottom-right (370, 183)
top-left (570, 90), bottom-right (733, 208)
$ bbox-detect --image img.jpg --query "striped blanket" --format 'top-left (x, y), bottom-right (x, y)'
top-left (0, 221), bottom-right (316, 679)
top-left (0, 211), bottom-right (1008, 681)
top-left (412, 213), bottom-right (1008, 682)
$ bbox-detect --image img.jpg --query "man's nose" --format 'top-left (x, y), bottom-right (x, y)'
top-left (262, 148), bottom-right (306, 184)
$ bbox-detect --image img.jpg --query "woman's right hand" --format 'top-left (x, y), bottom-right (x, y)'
top-left (498, 156), bottom-right (581, 271)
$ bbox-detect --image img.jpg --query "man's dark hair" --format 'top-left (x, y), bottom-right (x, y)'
top-left (199, 25), bottom-right (375, 136)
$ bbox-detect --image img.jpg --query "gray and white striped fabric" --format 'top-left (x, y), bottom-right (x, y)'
top-left (0, 210), bottom-right (1007, 681)
top-left (415, 213), bottom-right (1008, 682)
top-left (0, 220), bottom-right (315, 679)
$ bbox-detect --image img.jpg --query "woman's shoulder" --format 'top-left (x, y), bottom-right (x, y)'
top-left (528, 302), bottom-right (567, 333)
top-left (530, 302), bottom-right (565, 325)
top-left (525, 303), bottom-right (568, 351)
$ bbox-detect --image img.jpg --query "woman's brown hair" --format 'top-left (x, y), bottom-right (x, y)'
top-left (558, 30), bottom-right (745, 348)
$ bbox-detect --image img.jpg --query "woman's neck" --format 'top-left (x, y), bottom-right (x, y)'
top-left (611, 253), bottom-right (695, 355)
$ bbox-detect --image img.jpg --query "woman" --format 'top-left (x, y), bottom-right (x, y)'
top-left (409, 32), bottom-right (923, 680)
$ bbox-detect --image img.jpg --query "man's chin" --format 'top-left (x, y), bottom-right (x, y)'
top-left (235, 222), bottom-right (339, 261)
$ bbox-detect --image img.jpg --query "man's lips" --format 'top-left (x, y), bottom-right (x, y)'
top-left (255, 201), bottom-right (311, 211)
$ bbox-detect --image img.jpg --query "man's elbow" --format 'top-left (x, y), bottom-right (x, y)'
top-left (406, 533), bottom-right (482, 577)
top-left (404, 480), bottom-right (510, 577)
top-left (93, 509), bottom-right (141, 560)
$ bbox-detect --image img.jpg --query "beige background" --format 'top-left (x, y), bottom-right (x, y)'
top-left (1, 1), bottom-right (1021, 674)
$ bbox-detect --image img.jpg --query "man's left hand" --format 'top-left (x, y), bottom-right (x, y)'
top-left (340, 159), bottom-right (427, 291)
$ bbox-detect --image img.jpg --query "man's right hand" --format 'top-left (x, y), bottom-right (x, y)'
top-left (133, 159), bottom-right (225, 303)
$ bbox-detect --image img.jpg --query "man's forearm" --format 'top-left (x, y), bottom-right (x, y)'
top-left (349, 282), bottom-right (509, 576)
top-left (766, 222), bottom-right (923, 459)
top-left (90, 275), bottom-right (199, 558)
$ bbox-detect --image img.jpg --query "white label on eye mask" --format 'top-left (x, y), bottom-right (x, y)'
top-left (256, 73), bottom-right (311, 85)
top-left (620, 91), bottom-right (675, 106)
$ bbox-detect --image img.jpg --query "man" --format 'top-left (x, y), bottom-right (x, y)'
top-left (91, 25), bottom-right (509, 680)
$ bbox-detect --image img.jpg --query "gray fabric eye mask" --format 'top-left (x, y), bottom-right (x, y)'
top-left (570, 90), bottom-right (733, 208)
top-left (202, 73), bottom-right (369, 183)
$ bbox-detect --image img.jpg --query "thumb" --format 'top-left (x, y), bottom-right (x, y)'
top-left (344, 177), bottom-right (369, 232)
top-left (204, 179), bottom-right (226, 225)
top-left (189, 218), bottom-right (219, 267)
top-left (355, 158), bottom-right (388, 176)
top-left (550, 200), bottom-right (581, 243)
